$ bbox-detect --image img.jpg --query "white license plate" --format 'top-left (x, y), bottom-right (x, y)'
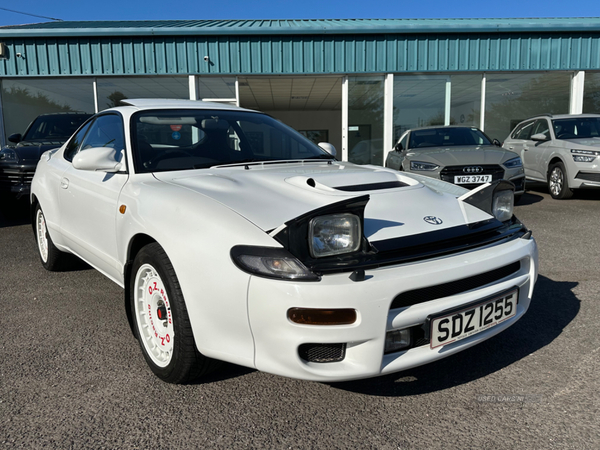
top-left (430, 289), bottom-right (518, 349)
top-left (454, 174), bottom-right (492, 184)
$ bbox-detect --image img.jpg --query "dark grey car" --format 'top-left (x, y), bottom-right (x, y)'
top-left (385, 126), bottom-right (525, 198)
top-left (0, 112), bottom-right (91, 198)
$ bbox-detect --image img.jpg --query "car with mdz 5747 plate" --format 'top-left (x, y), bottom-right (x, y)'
top-left (31, 99), bottom-right (538, 384)
top-left (385, 126), bottom-right (526, 201)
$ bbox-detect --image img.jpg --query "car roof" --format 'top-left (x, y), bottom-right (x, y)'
top-left (406, 125), bottom-right (483, 132)
top-left (119, 98), bottom-right (256, 113)
top-left (524, 113), bottom-right (600, 121)
top-left (37, 112), bottom-right (91, 117)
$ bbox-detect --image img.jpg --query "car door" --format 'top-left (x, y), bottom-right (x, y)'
top-left (527, 118), bottom-right (553, 179)
top-left (505, 120), bottom-right (536, 178)
top-left (58, 113), bottom-right (128, 282)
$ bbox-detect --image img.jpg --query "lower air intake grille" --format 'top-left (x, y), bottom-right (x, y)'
top-left (299, 343), bottom-right (346, 363)
top-left (390, 261), bottom-right (521, 310)
top-left (576, 171), bottom-right (600, 182)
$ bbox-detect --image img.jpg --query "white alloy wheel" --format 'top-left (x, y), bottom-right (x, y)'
top-left (549, 166), bottom-right (564, 197)
top-left (547, 162), bottom-right (573, 199)
top-left (134, 263), bottom-right (175, 367)
top-left (36, 208), bottom-right (49, 263)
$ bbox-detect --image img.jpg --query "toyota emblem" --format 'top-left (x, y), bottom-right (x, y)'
top-left (423, 216), bottom-right (443, 225)
top-left (463, 166), bottom-right (484, 174)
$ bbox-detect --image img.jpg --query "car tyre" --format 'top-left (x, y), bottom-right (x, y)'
top-left (34, 204), bottom-right (69, 271)
top-left (130, 243), bottom-right (220, 383)
top-left (547, 162), bottom-right (573, 199)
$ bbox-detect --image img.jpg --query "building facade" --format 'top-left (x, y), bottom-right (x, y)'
top-left (1, 18), bottom-right (600, 165)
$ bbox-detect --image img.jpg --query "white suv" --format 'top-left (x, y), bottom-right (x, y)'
top-left (503, 114), bottom-right (600, 199)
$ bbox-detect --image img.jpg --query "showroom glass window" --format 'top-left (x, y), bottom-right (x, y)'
top-left (484, 73), bottom-right (571, 142)
top-left (348, 76), bottom-right (385, 166)
top-left (392, 75), bottom-right (446, 142)
top-left (1, 78), bottom-right (95, 143)
top-left (583, 72), bottom-right (600, 113)
top-left (96, 76), bottom-right (189, 110)
top-left (449, 74), bottom-right (482, 128)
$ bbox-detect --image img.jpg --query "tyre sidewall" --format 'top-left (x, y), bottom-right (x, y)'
top-left (130, 243), bottom-right (194, 382)
top-left (548, 162), bottom-right (573, 199)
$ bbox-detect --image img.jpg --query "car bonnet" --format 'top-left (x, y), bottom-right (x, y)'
top-left (152, 161), bottom-right (492, 241)
top-left (406, 145), bottom-right (513, 166)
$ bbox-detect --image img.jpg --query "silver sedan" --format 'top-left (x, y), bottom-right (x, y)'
top-left (385, 126), bottom-right (525, 199)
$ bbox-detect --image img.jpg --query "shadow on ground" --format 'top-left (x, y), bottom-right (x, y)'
top-left (331, 275), bottom-right (579, 396)
top-left (0, 196), bottom-right (30, 228)
top-left (525, 180), bottom-right (600, 201)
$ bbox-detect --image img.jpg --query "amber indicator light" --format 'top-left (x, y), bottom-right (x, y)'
top-left (119, 205), bottom-right (127, 214)
top-left (287, 308), bottom-right (357, 325)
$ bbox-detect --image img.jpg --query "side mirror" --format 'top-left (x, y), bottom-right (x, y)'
top-left (8, 133), bottom-right (22, 144)
top-left (318, 142), bottom-right (336, 157)
top-left (394, 142), bottom-right (403, 152)
top-left (72, 147), bottom-right (123, 172)
top-left (531, 133), bottom-right (548, 142)
top-left (492, 139), bottom-right (502, 147)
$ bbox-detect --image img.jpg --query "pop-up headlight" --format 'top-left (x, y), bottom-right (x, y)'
top-left (461, 180), bottom-right (515, 222)
top-left (309, 213), bottom-right (361, 258)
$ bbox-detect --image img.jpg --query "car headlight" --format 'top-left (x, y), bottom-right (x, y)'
top-left (503, 156), bottom-right (522, 168)
top-left (493, 190), bottom-right (514, 222)
top-left (410, 161), bottom-right (439, 171)
top-left (572, 155), bottom-right (596, 162)
top-left (231, 246), bottom-right (319, 281)
top-left (0, 148), bottom-right (18, 162)
top-left (309, 213), bottom-right (361, 258)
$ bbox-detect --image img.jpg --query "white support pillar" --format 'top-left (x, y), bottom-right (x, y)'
top-left (93, 78), bottom-right (99, 113)
top-left (570, 71), bottom-right (585, 114)
top-left (189, 75), bottom-right (199, 101)
top-left (383, 73), bottom-right (395, 165)
top-left (480, 73), bottom-right (487, 131)
top-left (235, 76), bottom-right (240, 107)
top-left (341, 76), bottom-right (349, 162)
top-left (444, 76), bottom-right (451, 126)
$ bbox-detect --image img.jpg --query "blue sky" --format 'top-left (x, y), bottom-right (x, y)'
top-left (1, 0), bottom-right (600, 26)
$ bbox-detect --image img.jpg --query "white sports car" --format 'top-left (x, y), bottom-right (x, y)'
top-left (31, 99), bottom-right (538, 384)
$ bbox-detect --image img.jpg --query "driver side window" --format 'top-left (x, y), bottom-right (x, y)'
top-left (64, 121), bottom-right (92, 162)
top-left (532, 119), bottom-right (550, 139)
top-left (80, 115), bottom-right (125, 153)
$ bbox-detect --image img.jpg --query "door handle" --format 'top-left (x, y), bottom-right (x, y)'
top-left (60, 177), bottom-right (69, 189)
top-left (523, 146), bottom-right (529, 151)
top-left (507, 146), bottom-right (514, 150)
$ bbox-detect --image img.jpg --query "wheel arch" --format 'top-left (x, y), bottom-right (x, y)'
top-left (547, 156), bottom-right (567, 176)
top-left (30, 194), bottom-right (40, 237)
top-left (124, 233), bottom-right (158, 335)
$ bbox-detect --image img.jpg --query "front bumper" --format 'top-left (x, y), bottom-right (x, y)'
top-left (411, 165), bottom-right (525, 195)
top-left (247, 235), bottom-right (537, 382)
top-left (0, 164), bottom-right (35, 198)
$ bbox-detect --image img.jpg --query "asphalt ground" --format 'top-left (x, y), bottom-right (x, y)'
top-left (1, 183), bottom-right (599, 449)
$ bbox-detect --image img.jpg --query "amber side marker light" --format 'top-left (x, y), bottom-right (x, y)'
top-left (119, 205), bottom-right (127, 214)
top-left (288, 308), bottom-right (357, 325)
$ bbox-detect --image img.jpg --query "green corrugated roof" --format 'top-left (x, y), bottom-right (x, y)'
top-left (1, 17), bottom-right (600, 37)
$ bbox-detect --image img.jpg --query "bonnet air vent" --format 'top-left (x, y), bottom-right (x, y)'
top-left (333, 181), bottom-right (408, 192)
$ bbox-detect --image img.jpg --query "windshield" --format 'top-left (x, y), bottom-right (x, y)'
top-left (409, 128), bottom-right (492, 149)
top-left (552, 117), bottom-right (600, 140)
top-left (132, 109), bottom-right (333, 173)
top-left (23, 114), bottom-right (91, 141)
